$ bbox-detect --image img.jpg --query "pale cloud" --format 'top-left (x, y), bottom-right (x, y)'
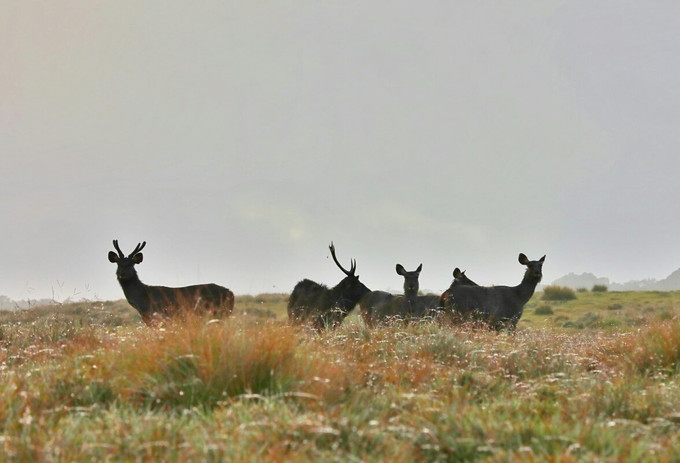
top-left (236, 199), bottom-right (311, 243)
top-left (361, 200), bottom-right (491, 248)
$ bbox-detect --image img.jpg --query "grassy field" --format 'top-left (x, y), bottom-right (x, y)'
top-left (1, 290), bottom-right (680, 461)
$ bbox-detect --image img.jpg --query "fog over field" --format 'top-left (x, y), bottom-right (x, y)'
top-left (2, 2), bottom-right (680, 302)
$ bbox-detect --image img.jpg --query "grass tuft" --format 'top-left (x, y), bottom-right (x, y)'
top-left (110, 317), bottom-right (304, 409)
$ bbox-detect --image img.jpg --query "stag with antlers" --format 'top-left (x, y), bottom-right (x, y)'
top-left (287, 242), bottom-right (370, 331)
top-left (108, 240), bottom-right (234, 326)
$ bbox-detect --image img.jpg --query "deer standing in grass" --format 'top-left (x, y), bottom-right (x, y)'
top-left (287, 242), bottom-right (370, 331)
top-left (108, 240), bottom-right (234, 325)
top-left (440, 254), bottom-right (545, 330)
top-left (439, 268), bottom-right (479, 309)
top-left (360, 264), bottom-right (441, 327)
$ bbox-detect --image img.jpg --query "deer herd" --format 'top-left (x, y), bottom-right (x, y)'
top-left (109, 240), bottom-right (545, 331)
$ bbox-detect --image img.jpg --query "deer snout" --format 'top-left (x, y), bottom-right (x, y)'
top-left (116, 265), bottom-right (137, 281)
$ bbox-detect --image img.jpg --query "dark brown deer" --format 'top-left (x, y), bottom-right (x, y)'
top-left (287, 242), bottom-right (370, 331)
top-left (440, 254), bottom-right (545, 330)
top-left (438, 268), bottom-right (479, 309)
top-left (108, 240), bottom-right (234, 326)
top-left (360, 264), bottom-right (440, 327)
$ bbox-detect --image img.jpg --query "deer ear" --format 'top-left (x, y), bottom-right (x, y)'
top-left (453, 268), bottom-right (462, 278)
top-left (416, 264), bottom-right (423, 273)
top-left (133, 253), bottom-right (144, 264)
top-left (396, 264), bottom-right (406, 276)
top-left (108, 251), bottom-right (119, 263)
top-left (518, 253), bottom-right (530, 265)
top-left (539, 255), bottom-right (546, 263)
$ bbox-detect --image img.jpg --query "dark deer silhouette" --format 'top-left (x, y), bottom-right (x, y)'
top-left (440, 254), bottom-right (545, 330)
top-left (453, 268), bottom-right (478, 286)
top-left (360, 264), bottom-right (440, 327)
top-left (287, 242), bottom-right (370, 331)
top-left (439, 268), bottom-right (479, 309)
top-left (108, 240), bottom-right (234, 326)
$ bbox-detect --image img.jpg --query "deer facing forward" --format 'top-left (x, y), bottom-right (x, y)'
top-left (108, 240), bottom-right (234, 325)
top-left (360, 264), bottom-right (441, 327)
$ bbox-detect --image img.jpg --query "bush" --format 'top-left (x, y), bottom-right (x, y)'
top-left (535, 305), bottom-right (554, 315)
top-left (542, 286), bottom-right (577, 301)
top-left (592, 284), bottom-right (608, 293)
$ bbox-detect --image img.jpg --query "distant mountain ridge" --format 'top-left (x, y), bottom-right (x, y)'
top-left (552, 268), bottom-right (680, 291)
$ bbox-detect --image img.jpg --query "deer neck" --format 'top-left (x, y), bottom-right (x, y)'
top-left (118, 273), bottom-right (150, 312)
top-left (515, 272), bottom-right (541, 304)
top-left (404, 290), bottom-right (418, 302)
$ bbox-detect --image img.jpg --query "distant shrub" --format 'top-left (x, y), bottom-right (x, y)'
top-left (542, 286), bottom-right (577, 301)
top-left (559, 312), bottom-right (604, 329)
top-left (576, 287), bottom-right (588, 293)
top-left (592, 284), bottom-right (608, 293)
top-left (658, 310), bottom-right (673, 321)
top-left (561, 321), bottom-right (584, 329)
top-left (600, 318), bottom-right (622, 329)
top-left (579, 312), bottom-right (602, 328)
top-left (535, 305), bottom-right (554, 315)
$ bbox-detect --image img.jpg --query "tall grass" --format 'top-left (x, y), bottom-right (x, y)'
top-left (108, 317), bottom-right (306, 409)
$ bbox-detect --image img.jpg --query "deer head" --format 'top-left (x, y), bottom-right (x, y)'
top-left (329, 241), bottom-right (357, 278)
top-left (108, 240), bottom-right (146, 281)
top-left (518, 253), bottom-right (545, 283)
top-left (396, 263), bottom-right (422, 297)
top-left (328, 241), bottom-right (370, 302)
top-left (452, 268), bottom-right (477, 286)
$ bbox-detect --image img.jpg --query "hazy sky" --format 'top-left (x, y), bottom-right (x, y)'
top-left (2, 2), bottom-right (680, 302)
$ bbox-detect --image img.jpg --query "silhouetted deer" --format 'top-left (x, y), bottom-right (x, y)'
top-left (438, 268), bottom-right (479, 309)
top-left (360, 264), bottom-right (440, 327)
top-left (108, 240), bottom-right (234, 325)
top-left (287, 242), bottom-right (370, 331)
top-left (440, 254), bottom-right (545, 330)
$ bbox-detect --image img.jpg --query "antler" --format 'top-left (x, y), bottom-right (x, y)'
top-left (129, 241), bottom-right (146, 257)
top-left (112, 240), bottom-right (125, 258)
top-left (329, 241), bottom-right (356, 277)
top-left (112, 240), bottom-right (146, 258)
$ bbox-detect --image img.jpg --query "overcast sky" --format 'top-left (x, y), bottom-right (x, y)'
top-left (2, 2), bottom-right (680, 302)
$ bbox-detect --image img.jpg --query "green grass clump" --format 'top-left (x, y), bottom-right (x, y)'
top-left (542, 285), bottom-right (577, 301)
top-left (592, 284), bottom-right (609, 292)
top-left (535, 305), bottom-right (554, 315)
